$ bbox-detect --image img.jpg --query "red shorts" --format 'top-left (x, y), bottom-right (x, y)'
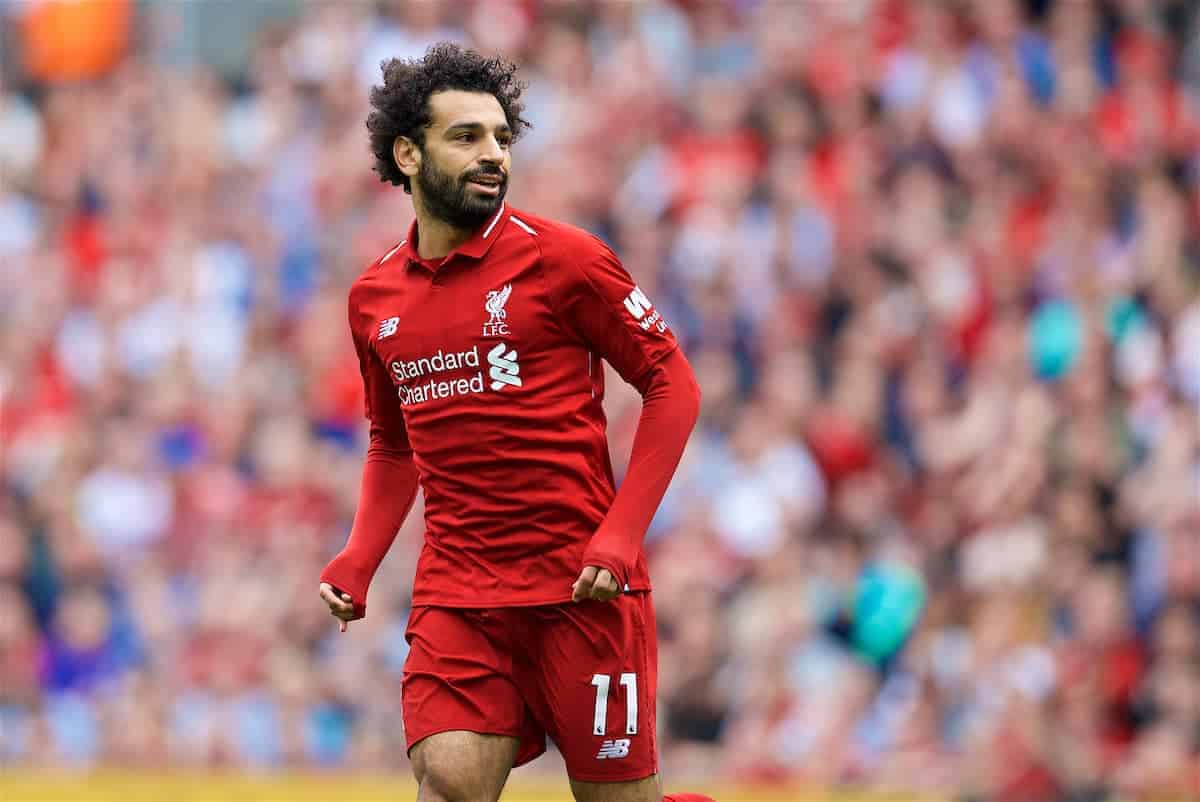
top-left (401, 592), bottom-right (658, 783)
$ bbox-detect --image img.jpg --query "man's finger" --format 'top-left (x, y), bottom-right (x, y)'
top-left (572, 566), bottom-right (598, 602)
top-left (330, 609), bottom-right (349, 632)
top-left (592, 568), bottom-right (614, 595)
top-left (590, 569), bottom-right (619, 601)
top-left (319, 583), bottom-right (353, 611)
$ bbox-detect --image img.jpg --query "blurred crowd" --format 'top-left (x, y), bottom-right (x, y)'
top-left (2, 1), bottom-right (1199, 800)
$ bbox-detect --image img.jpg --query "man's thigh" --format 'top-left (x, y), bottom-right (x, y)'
top-left (516, 592), bottom-right (659, 784)
top-left (403, 606), bottom-right (547, 769)
top-left (410, 730), bottom-right (520, 802)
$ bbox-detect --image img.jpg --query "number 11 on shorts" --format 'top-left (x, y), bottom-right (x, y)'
top-left (590, 673), bottom-right (637, 736)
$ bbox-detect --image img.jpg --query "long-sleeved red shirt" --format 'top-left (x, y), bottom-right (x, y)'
top-left (321, 205), bottom-right (699, 614)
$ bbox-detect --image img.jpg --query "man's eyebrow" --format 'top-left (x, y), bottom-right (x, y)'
top-left (443, 121), bottom-right (513, 135)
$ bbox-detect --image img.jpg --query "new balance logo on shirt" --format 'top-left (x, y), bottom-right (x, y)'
top-left (595, 739), bottom-right (631, 759)
top-left (378, 316), bottom-right (400, 339)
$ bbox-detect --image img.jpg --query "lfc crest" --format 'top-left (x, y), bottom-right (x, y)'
top-left (483, 283), bottom-right (512, 337)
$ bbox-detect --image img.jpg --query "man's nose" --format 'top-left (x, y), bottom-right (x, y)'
top-left (478, 137), bottom-right (504, 163)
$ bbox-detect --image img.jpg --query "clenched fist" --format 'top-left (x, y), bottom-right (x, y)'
top-left (571, 566), bottom-right (621, 602)
top-left (319, 582), bottom-right (357, 632)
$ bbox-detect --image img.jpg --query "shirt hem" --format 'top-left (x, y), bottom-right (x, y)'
top-left (410, 584), bottom-right (651, 608)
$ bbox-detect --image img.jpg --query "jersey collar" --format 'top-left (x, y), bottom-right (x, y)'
top-left (455, 202), bottom-right (510, 259)
top-left (386, 203), bottom-right (510, 271)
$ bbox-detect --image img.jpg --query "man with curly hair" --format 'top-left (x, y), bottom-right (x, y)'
top-left (317, 43), bottom-right (712, 802)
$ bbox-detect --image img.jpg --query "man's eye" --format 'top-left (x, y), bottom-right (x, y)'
top-left (456, 133), bottom-right (473, 142)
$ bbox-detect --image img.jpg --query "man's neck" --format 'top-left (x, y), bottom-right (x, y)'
top-left (414, 214), bottom-right (473, 261)
top-left (412, 196), bottom-right (475, 261)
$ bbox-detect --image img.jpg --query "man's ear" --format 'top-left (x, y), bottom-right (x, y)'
top-left (393, 136), bottom-right (420, 180)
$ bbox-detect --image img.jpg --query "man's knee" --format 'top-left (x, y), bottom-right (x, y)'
top-left (411, 731), bottom-right (517, 802)
top-left (416, 764), bottom-right (491, 802)
top-left (570, 774), bottom-right (662, 802)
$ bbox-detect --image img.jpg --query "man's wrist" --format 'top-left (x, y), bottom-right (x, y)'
top-left (581, 543), bottom-right (631, 589)
top-left (321, 554), bottom-right (372, 606)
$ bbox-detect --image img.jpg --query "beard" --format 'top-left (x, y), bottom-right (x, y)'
top-left (414, 156), bottom-right (508, 230)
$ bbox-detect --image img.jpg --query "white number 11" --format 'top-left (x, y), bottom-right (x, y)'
top-left (590, 673), bottom-right (638, 736)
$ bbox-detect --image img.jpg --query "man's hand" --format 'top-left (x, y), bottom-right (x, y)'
top-left (319, 582), bottom-right (356, 632)
top-left (571, 566), bottom-right (621, 602)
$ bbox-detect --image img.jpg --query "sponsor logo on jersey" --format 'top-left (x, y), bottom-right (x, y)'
top-left (397, 372), bottom-right (486, 406)
top-left (387, 342), bottom-right (522, 405)
top-left (595, 739), bottom-right (631, 760)
top-left (487, 343), bottom-right (522, 390)
top-left (390, 347), bottom-right (480, 382)
top-left (378, 316), bottom-right (399, 339)
top-left (391, 346), bottom-right (482, 406)
top-left (623, 286), bottom-right (667, 333)
top-left (483, 283), bottom-right (512, 337)
top-left (623, 287), bottom-right (652, 320)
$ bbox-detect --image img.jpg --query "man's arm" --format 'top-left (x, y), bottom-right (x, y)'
top-left (319, 291), bottom-right (420, 624)
top-left (553, 237), bottom-right (701, 601)
top-left (572, 347), bottom-right (699, 601)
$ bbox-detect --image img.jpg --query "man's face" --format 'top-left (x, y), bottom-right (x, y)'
top-left (410, 90), bottom-right (512, 229)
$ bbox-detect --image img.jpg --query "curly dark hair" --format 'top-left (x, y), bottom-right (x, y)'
top-left (366, 42), bottom-right (531, 193)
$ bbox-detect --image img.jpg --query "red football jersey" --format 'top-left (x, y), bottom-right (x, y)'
top-left (349, 204), bottom-right (678, 607)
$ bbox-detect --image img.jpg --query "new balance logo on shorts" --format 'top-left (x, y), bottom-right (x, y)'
top-left (595, 738), bottom-right (631, 759)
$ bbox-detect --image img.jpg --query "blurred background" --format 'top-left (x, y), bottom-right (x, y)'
top-left (1, 1), bottom-right (1199, 800)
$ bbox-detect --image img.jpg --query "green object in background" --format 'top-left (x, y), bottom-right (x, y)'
top-left (1105, 296), bottom-right (1146, 344)
top-left (1028, 299), bottom-right (1083, 381)
top-left (852, 561), bottom-right (926, 664)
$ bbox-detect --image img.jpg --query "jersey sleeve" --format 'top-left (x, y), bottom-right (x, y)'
top-left (319, 285), bottom-right (419, 620)
top-left (550, 237), bottom-right (678, 392)
top-left (582, 347), bottom-right (700, 588)
top-left (350, 288), bottom-right (411, 454)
